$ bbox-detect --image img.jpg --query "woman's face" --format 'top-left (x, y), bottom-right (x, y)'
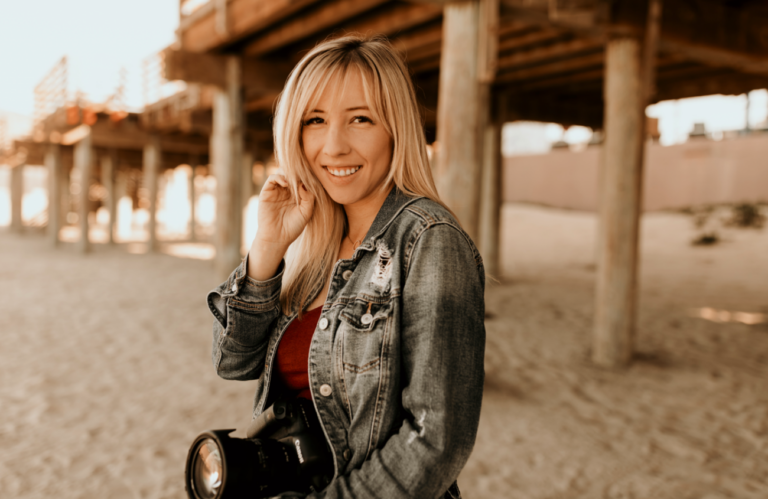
top-left (301, 69), bottom-right (393, 211)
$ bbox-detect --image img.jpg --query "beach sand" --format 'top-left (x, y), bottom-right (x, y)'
top-left (1, 204), bottom-right (767, 498)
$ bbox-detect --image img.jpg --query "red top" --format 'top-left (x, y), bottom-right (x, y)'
top-left (274, 307), bottom-right (322, 400)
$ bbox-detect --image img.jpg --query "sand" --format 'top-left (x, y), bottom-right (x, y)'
top-left (1, 204), bottom-right (767, 498)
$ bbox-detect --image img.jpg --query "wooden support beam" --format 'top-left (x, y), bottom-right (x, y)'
top-left (436, 0), bottom-right (490, 241)
top-left (163, 48), bottom-right (293, 96)
top-left (212, 56), bottom-right (245, 279)
top-left (504, 89), bottom-right (604, 127)
top-left (340, 1), bottom-right (443, 40)
top-left (614, 0), bottom-right (768, 76)
top-left (497, 37), bottom-right (602, 71)
top-left (656, 71), bottom-right (768, 102)
top-left (391, 23), bottom-right (443, 55)
top-left (143, 136), bottom-right (161, 252)
top-left (478, 94), bottom-right (504, 277)
top-left (61, 153), bottom-right (72, 234)
top-left (101, 151), bottom-right (117, 244)
top-left (477, 0), bottom-right (502, 269)
top-left (45, 144), bottom-right (62, 246)
top-left (593, 36), bottom-right (644, 368)
top-left (115, 170), bottom-right (128, 242)
top-left (242, 151), bottom-right (254, 213)
top-left (243, 0), bottom-right (390, 56)
top-left (188, 155), bottom-right (198, 242)
top-left (180, 0), bottom-right (324, 52)
top-left (642, 0), bottom-right (662, 103)
top-left (74, 130), bottom-right (93, 253)
top-left (497, 27), bottom-right (566, 53)
top-left (508, 52), bottom-right (680, 93)
top-left (496, 50), bottom-right (604, 83)
top-left (10, 164), bottom-right (24, 233)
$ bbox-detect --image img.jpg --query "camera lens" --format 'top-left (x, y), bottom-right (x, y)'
top-left (193, 438), bottom-right (224, 499)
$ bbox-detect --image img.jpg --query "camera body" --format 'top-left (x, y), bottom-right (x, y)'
top-left (185, 398), bottom-right (334, 499)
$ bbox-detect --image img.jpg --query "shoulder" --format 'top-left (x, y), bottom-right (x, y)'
top-left (389, 197), bottom-right (483, 271)
top-left (392, 197), bottom-right (461, 233)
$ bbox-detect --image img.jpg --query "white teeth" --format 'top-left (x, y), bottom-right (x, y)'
top-left (328, 166), bottom-right (360, 177)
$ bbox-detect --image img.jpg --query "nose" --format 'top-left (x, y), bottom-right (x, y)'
top-left (322, 121), bottom-right (351, 158)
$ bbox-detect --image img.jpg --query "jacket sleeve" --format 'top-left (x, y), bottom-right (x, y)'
top-left (309, 222), bottom-right (486, 499)
top-left (207, 255), bottom-right (284, 381)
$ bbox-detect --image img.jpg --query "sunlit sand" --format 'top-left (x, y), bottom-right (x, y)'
top-left (2, 203), bottom-right (767, 498)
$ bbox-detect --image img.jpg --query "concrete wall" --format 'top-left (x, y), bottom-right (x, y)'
top-left (503, 133), bottom-right (768, 211)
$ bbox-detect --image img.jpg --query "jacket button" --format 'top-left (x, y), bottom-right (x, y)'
top-left (342, 270), bottom-right (353, 281)
top-left (319, 384), bottom-right (332, 397)
top-left (319, 317), bottom-right (329, 330)
top-left (361, 313), bottom-right (373, 325)
top-left (343, 449), bottom-right (351, 461)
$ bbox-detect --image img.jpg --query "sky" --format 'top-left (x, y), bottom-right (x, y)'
top-left (0, 0), bottom-right (766, 150)
top-left (0, 0), bottom-right (178, 117)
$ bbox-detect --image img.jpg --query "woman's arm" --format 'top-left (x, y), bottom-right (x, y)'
top-left (208, 256), bottom-right (285, 380)
top-left (308, 222), bottom-right (486, 498)
top-left (209, 169), bottom-right (314, 380)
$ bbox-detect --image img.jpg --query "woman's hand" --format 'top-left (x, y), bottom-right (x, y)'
top-left (248, 170), bottom-right (315, 281)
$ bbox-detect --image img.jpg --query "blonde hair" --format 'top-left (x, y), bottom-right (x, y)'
top-left (273, 34), bottom-right (447, 315)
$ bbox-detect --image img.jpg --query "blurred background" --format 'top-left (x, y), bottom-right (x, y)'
top-left (1, 1), bottom-right (767, 498)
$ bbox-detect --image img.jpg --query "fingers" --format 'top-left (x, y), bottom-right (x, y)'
top-left (260, 172), bottom-right (289, 196)
top-left (297, 182), bottom-right (315, 221)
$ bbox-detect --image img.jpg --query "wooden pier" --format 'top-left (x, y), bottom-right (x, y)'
top-left (5, 0), bottom-right (768, 368)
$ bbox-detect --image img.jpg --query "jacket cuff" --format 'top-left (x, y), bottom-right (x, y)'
top-left (207, 254), bottom-right (284, 327)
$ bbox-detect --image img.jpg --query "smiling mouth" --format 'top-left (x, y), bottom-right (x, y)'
top-left (326, 166), bottom-right (361, 177)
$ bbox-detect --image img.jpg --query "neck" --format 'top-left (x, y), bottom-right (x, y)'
top-left (344, 184), bottom-right (393, 242)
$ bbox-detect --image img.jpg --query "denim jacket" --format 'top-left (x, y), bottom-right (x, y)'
top-left (207, 188), bottom-right (486, 499)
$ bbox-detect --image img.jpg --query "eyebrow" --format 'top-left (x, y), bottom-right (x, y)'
top-left (309, 106), bottom-right (370, 113)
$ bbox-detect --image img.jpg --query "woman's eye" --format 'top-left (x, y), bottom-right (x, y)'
top-left (303, 117), bottom-right (323, 126)
top-left (352, 115), bottom-right (373, 124)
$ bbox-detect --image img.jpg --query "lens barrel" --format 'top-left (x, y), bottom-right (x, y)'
top-left (185, 430), bottom-right (297, 499)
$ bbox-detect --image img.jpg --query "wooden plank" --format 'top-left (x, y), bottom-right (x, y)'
top-left (512, 52), bottom-right (686, 93)
top-left (337, 2), bottom-right (443, 39)
top-left (498, 28), bottom-right (567, 52)
top-left (164, 49), bottom-right (293, 95)
top-left (180, 0), bottom-right (323, 52)
top-left (495, 51), bottom-right (604, 83)
top-left (593, 36), bottom-right (644, 368)
top-left (228, 0), bottom-right (322, 42)
top-left (391, 23), bottom-right (442, 55)
top-left (656, 71), bottom-right (768, 101)
top-left (497, 37), bottom-right (603, 70)
top-left (409, 54), bottom-right (442, 74)
top-left (163, 49), bottom-right (227, 87)
top-left (245, 92), bottom-right (280, 112)
top-left (659, 37), bottom-right (768, 77)
top-left (243, 0), bottom-right (389, 56)
top-left (511, 67), bottom-right (602, 91)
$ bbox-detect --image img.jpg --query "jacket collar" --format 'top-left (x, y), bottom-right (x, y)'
top-left (356, 186), bottom-right (421, 254)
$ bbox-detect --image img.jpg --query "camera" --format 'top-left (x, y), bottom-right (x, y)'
top-left (185, 398), bottom-right (334, 499)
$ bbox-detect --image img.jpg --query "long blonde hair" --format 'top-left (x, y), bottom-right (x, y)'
top-left (273, 34), bottom-right (447, 315)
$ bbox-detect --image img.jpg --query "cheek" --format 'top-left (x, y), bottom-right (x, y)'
top-left (301, 132), bottom-right (319, 162)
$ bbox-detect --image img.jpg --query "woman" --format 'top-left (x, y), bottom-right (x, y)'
top-left (207, 35), bottom-right (485, 498)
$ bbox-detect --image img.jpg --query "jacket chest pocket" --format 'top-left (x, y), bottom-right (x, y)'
top-left (338, 299), bottom-right (392, 376)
